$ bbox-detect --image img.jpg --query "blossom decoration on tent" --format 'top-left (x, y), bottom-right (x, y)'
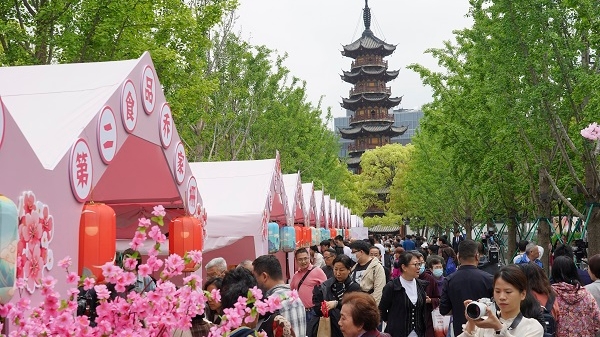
top-left (194, 204), bottom-right (208, 240)
top-left (0, 205), bottom-right (298, 336)
top-left (15, 191), bottom-right (54, 294)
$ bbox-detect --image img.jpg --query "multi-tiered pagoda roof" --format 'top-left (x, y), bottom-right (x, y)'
top-left (338, 0), bottom-right (406, 172)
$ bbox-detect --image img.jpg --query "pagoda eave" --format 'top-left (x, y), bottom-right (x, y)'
top-left (338, 124), bottom-right (408, 140)
top-left (341, 68), bottom-right (399, 84)
top-left (341, 95), bottom-right (402, 110)
top-left (342, 30), bottom-right (396, 59)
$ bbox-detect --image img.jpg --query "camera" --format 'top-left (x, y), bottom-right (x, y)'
top-left (466, 298), bottom-right (495, 320)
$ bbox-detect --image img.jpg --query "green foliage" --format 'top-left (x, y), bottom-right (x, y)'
top-left (358, 143), bottom-right (413, 212)
top-left (403, 0), bottom-right (600, 254)
top-left (363, 213), bottom-right (404, 228)
top-left (0, 0), bottom-right (360, 215)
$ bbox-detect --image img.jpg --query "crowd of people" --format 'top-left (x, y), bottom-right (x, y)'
top-left (77, 232), bottom-right (600, 337)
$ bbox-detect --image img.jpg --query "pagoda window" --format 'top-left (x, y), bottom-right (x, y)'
top-left (371, 110), bottom-right (376, 118)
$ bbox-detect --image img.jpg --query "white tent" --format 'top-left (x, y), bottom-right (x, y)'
top-left (301, 183), bottom-right (316, 225)
top-left (189, 154), bottom-right (289, 263)
top-left (282, 173), bottom-right (304, 225)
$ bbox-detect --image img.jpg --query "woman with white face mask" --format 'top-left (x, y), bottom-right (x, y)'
top-left (425, 255), bottom-right (445, 297)
top-left (413, 251), bottom-right (440, 337)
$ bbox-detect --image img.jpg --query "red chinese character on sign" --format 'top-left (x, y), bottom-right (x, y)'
top-left (126, 92), bottom-right (135, 121)
top-left (177, 151), bottom-right (185, 176)
top-left (162, 113), bottom-right (171, 138)
top-left (76, 152), bottom-right (89, 187)
top-left (145, 76), bottom-right (153, 104)
top-left (189, 185), bottom-right (196, 205)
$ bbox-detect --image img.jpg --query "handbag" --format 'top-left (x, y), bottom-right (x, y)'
top-left (316, 301), bottom-right (332, 337)
top-left (316, 316), bottom-right (331, 337)
top-left (431, 308), bottom-right (451, 337)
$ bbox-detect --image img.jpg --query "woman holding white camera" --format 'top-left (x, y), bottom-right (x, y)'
top-left (459, 265), bottom-right (543, 337)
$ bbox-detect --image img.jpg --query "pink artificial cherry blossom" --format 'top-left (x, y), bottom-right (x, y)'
top-left (151, 205), bottom-right (166, 217)
top-left (581, 122), bottom-right (600, 141)
top-left (58, 256), bottom-right (72, 269)
top-left (23, 245), bottom-right (44, 292)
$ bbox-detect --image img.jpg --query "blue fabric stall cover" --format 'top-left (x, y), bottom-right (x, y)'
top-left (280, 226), bottom-right (296, 252)
top-left (310, 227), bottom-right (320, 246)
top-left (320, 228), bottom-right (330, 241)
top-left (267, 222), bottom-right (280, 254)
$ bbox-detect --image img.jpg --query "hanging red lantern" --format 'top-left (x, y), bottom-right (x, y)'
top-left (302, 226), bottom-right (311, 248)
top-left (294, 225), bottom-right (303, 248)
top-left (329, 228), bottom-right (337, 240)
top-left (79, 203), bottom-right (116, 282)
top-left (0, 195), bottom-right (18, 304)
top-left (169, 216), bottom-right (203, 272)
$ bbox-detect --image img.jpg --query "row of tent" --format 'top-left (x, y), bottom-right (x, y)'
top-left (186, 157), bottom-right (364, 266)
top-left (0, 52), bottom-right (364, 294)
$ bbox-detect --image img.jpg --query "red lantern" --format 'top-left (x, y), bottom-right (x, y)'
top-left (294, 226), bottom-right (303, 248)
top-left (302, 226), bottom-right (311, 248)
top-left (169, 216), bottom-right (203, 272)
top-left (79, 203), bottom-right (116, 282)
top-left (345, 229), bottom-right (350, 240)
top-left (329, 228), bottom-right (337, 240)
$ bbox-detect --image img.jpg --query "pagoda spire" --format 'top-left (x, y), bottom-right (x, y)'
top-left (363, 0), bottom-right (372, 35)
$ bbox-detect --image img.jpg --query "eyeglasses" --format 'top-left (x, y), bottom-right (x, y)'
top-left (351, 250), bottom-right (358, 254)
top-left (323, 255), bottom-right (334, 260)
top-left (409, 262), bottom-right (424, 267)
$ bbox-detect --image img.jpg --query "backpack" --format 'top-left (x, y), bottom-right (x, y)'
top-left (541, 295), bottom-right (557, 337)
top-left (445, 256), bottom-right (457, 276)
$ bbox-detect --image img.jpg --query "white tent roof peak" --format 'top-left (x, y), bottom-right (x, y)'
top-left (0, 54), bottom-right (144, 169)
top-left (190, 159), bottom-right (277, 217)
top-left (282, 173), bottom-right (303, 224)
top-left (301, 182), bottom-right (316, 225)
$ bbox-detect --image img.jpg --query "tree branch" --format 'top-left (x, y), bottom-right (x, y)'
top-left (21, 0), bottom-right (36, 16)
top-left (542, 167), bottom-right (585, 218)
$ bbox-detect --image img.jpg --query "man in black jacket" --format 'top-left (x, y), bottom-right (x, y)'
top-left (439, 239), bottom-right (494, 337)
top-left (451, 230), bottom-right (464, 253)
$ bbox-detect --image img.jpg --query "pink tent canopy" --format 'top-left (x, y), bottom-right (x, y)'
top-left (0, 52), bottom-right (200, 299)
top-left (313, 190), bottom-right (326, 228)
top-left (301, 183), bottom-right (316, 226)
top-left (282, 173), bottom-right (304, 225)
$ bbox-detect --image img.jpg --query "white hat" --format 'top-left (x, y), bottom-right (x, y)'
top-left (421, 243), bottom-right (428, 249)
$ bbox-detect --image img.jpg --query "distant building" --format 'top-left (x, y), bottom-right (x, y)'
top-left (335, 107), bottom-right (423, 158)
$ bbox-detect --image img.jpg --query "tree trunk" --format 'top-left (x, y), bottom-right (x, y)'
top-left (584, 159), bottom-right (600, 255)
top-left (465, 217), bottom-right (473, 240)
top-left (538, 170), bottom-right (552, 274)
top-left (507, 211), bottom-right (518, 264)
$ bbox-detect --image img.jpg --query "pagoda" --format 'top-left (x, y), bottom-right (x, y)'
top-left (338, 0), bottom-right (407, 173)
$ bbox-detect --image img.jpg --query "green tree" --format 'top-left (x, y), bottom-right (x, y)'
top-left (357, 143), bottom-right (413, 228)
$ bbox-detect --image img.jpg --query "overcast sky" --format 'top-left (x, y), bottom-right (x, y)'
top-left (234, 1), bottom-right (473, 119)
